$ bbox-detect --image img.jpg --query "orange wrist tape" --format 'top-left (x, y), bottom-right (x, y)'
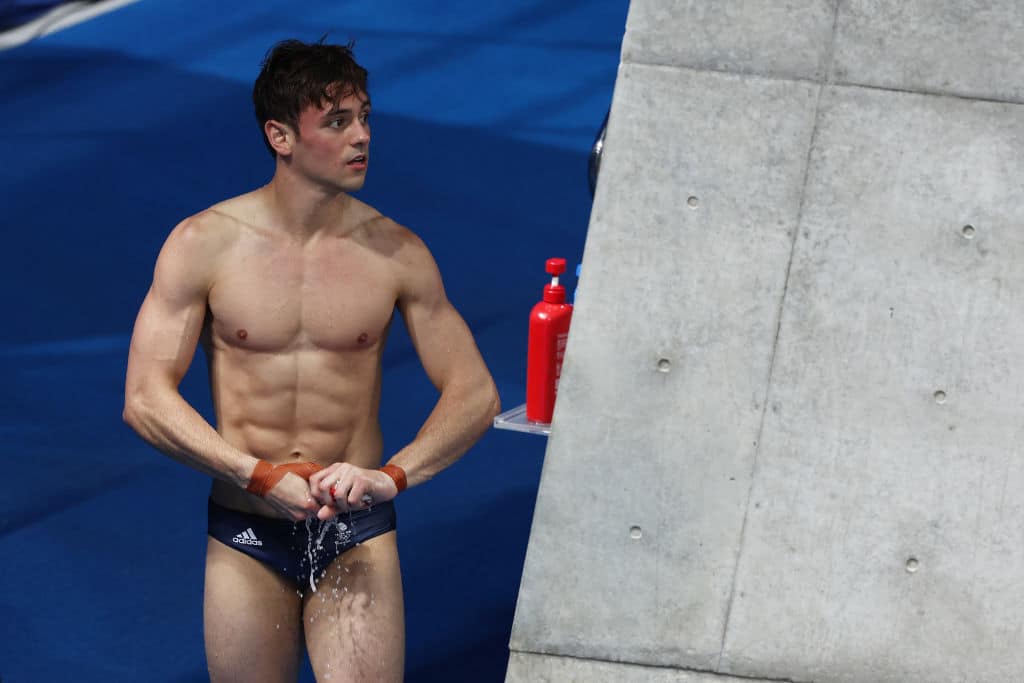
top-left (379, 464), bottom-right (407, 493)
top-left (246, 460), bottom-right (274, 496)
top-left (246, 460), bottom-right (323, 497)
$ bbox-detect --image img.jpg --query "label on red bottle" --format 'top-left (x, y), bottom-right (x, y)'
top-left (554, 332), bottom-right (569, 388)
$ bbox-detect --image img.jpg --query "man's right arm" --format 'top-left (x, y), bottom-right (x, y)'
top-left (122, 217), bottom-right (259, 488)
top-left (125, 217), bottom-right (320, 521)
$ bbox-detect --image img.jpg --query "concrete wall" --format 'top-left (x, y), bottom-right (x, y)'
top-left (508, 2), bottom-right (1024, 682)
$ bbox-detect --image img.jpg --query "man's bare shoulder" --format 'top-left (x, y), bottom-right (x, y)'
top-left (349, 199), bottom-right (430, 264)
top-left (348, 204), bottom-right (445, 306)
top-left (164, 193), bottom-right (259, 255)
top-left (202, 191), bottom-right (269, 237)
top-left (154, 196), bottom-right (256, 294)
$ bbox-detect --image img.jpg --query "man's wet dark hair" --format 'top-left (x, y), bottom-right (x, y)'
top-left (253, 38), bottom-right (369, 158)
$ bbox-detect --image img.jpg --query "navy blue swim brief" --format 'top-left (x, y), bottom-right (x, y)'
top-left (207, 498), bottom-right (397, 593)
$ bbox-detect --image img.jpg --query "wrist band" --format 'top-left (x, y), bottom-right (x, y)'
top-left (379, 464), bottom-right (407, 493)
top-left (246, 460), bottom-right (274, 495)
top-left (246, 460), bottom-right (323, 497)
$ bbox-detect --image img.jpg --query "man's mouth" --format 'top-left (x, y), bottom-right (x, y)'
top-left (347, 154), bottom-right (367, 166)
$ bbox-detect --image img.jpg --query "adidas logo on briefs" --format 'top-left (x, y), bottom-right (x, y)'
top-left (232, 528), bottom-right (263, 547)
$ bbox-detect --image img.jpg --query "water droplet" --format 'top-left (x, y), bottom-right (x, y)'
top-left (934, 390), bottom-right (947, 404)
top-left (906, 557), bottom-right (919, 573)
top-left (629, 526), bottom-right (643, 540)
top-left (687, 196), bottom-right (699, 209)
top-left (657, 358), bottom-right (671, 373)
top-left (961, 225), bottom-right (976, 239)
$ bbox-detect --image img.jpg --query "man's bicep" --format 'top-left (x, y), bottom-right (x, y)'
top-left (126, 286), bottom-right (207, 391)
top-left (402, 297), bottom-right (488, 391)
top-left (397, 245), bottom-right (487, 390)
top-left (126, 225), bottom-right (213, 392)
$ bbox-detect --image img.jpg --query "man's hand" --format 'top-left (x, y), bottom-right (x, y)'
top-left (309, 463), bottom-right (399, 520)
top-left (263, 473), bottom-right (321, 521)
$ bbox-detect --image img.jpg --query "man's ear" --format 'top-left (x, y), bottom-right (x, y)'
top-left (264, 119), bottom-right (293, 157)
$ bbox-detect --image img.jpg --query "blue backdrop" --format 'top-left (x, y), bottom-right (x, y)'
top-left (0, 1), bottom-right (627, 680)
top-left (0, 0), bottom-right (66, 30)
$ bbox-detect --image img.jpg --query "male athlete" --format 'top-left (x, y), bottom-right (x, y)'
top-left (123, 39), bottom-right (500, 682)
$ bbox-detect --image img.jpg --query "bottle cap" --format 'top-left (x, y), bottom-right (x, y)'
top-left (546, 258), bottom-right (566, 276)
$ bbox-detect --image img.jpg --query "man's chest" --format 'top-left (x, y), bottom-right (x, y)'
top-left (207, 246), bottom-right (398, 352)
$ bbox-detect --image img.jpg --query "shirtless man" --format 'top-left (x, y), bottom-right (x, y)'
top-left (122, 39), bottom-right (500, 682)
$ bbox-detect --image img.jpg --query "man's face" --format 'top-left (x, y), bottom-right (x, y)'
top-left (291, 87), bottom-right (371, 192)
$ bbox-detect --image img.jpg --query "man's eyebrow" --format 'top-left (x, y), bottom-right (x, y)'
top-left (324, 101), bottom-right (372, 116)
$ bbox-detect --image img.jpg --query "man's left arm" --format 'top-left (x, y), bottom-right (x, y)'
top-left (310, 232), bottom-right (500, 516)
top-left (387, 234), bottom-right (502, 484)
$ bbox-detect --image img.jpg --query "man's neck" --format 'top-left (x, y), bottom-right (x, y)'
top-left (262, 168), bottom-right (355, 241)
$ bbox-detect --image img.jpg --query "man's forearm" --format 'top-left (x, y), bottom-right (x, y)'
top-left (387, 379), bottom-right (500, 488)
top-left (123, 388), bottom-right (256, 488)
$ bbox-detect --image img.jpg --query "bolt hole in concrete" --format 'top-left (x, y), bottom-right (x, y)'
top-left (630, 526), bottom-right (643, 540)
top-left (962, 224), bottom-right (976, 239)
top-left (906, 557), bottom-right (920, 573)
top-left (934, 390), bottom-right (947, 404)
top-left (687, 196), bottom-right (699, 208)
top-left (657, 358), bottom-right (671, 373)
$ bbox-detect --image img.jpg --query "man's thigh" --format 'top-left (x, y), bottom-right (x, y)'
top-left (204, 537), bottom-right (304, 683)
top-left (303, 531), bottom-right (404, 683)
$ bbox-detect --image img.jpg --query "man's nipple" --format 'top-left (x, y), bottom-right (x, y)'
top-left (357, 332), bottom-right (369, 344)
top-left (236, 329), bottom-right (248, 340)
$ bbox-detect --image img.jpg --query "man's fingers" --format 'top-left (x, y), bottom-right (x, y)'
top-left (308, 467), bottom-right (326, 489)
top-left (347, 480), bottom-right (371, 507)
top-left (331, 468), bottom-right (356, 497)
top-left (330, 478), bottom-right (353, 513)
top-left (309, 464), bottom-right (341, 493)
top-left (311, 466), bottom-right (344, 505)
top-left (311, 472), bottom-right (337, 505)
top-left (305, 464), bottom-right (384, 513)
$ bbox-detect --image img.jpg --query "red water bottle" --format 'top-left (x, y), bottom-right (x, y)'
top-left (526, 258), bottom-right (574, 423)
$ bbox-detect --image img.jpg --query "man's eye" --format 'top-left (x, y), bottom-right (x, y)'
top-left (359, 113), bottom-right (370, 123)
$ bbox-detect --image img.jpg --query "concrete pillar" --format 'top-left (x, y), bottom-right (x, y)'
top-left (507, 2), bottom-right (1024, 682)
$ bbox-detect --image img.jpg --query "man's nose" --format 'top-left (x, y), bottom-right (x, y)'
top-left (355, 123), bottom-right (370, 144)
